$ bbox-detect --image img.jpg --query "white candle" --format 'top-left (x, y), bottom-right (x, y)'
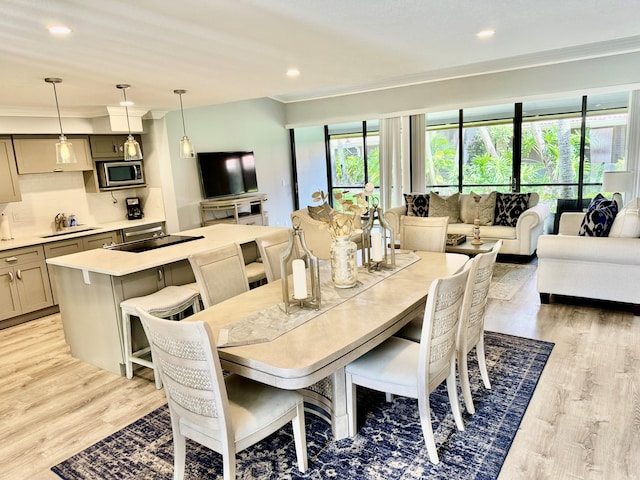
top-left (292, 259), bottom-right (307, 300)
top-left (371, 231), bottom-right (383, 262)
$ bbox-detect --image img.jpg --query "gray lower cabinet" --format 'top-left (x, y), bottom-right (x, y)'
top-left (0, 246), bottom-right (53, 322)
top-left (53, 259), bottom-right (196, 374)
top-left (44, 230), bottom-right (122, 305)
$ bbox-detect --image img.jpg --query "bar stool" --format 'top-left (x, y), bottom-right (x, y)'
top-left (120, 285), bottom-right (201, 389)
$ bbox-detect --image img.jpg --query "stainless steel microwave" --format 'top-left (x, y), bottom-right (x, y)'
top-left (96, 160), bottom-right (145, 189)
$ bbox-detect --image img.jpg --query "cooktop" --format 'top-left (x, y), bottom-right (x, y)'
top-left (105, 234), bottom-right (204, 253)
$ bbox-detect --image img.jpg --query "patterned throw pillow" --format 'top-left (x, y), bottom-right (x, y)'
top-left (460, 191), bottom-right (497, 225)
top-left (404, 193), bottom-right (429, 217)
top-left (428, 192), bottom-right (460, 223)
top-left (307, 202), bottom-right (333, 222)
top-left (494, 193), bottom-right (531, 227)
top-left (578, 194), bottom-right (618, 237)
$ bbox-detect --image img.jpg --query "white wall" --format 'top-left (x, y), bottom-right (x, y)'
top-left (164, 97), bottom-right (294, 230)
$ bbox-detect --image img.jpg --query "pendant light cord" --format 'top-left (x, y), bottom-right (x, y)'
top-left (51, 82), bottom-right (64, 136)
top-left (178, 93), bottom-right (187, 136)
top-left (121, 87), bottom-right (133, 135)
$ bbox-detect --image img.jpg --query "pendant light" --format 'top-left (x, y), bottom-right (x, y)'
top-left (174, 89), bottom-right (195, 158)
top-left (116, 84), bottom-right (143, 161)
top-left (44, 77), bottom-right (77, 164)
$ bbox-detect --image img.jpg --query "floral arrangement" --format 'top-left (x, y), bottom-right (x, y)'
top-left (311, 188), bottom-right (369, 238)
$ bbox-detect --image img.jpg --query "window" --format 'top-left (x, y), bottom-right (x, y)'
top-left (327, 121), bottom-right (379, 204)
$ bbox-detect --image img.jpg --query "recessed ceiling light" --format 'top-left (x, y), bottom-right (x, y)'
top-left (286, 68), bottom-right (300, 78)
top-left (476, 29), bottom-right (495, 39)
top-left (48, 25), bottom-right (72, 35)
top-left (120, 101), bottom-right (134, 107)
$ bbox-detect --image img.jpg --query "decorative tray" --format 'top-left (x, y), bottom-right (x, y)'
top-left (446, 233), bottom-right (466, 246)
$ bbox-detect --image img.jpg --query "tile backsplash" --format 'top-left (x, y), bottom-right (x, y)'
top-left (0, 172), bottom-right (164, 238)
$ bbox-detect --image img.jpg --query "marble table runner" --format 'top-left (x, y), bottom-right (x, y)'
top-left (217, 251), bottom-right (420, 347)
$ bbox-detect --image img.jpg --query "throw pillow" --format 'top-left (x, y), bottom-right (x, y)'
top-left (578, 194), bottom-right (618, 237)
top-left (307, 202), bottom-right (332, 222)
top-left (609, 207), bottom-right (640, 237)
top-left (404, 193), bottom-right (429, 217)
top-left (428, 192), bottom-right (460, 223)
top-left (460, 191), bottom-right (497, 225)
top-left (494, 192), bottom-right (531, 227)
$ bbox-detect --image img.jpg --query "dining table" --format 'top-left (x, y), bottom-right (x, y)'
top-left (185, 250), bottom-right (469, 440)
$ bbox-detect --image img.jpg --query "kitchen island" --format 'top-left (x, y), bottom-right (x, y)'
top-left (46, 223), bottom-right (286, 375)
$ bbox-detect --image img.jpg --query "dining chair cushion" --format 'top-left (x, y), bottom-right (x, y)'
top-left (120, 285), bottom-right (200, 318)
top-left (346, 337), bottom-right (420, 393)
top-left (181, 374), bottom-right (303, 448)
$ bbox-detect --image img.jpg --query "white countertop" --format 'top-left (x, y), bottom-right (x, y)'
top-left (45, 223), bottom-right (286, 276)
top-left (0, 217), bottom-right (166, 252)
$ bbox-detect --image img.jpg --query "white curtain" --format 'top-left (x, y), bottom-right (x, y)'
top-left (379, 117), bottom-right (402, 210)
top-left (626, 90), bottom-right (640, 200)
top-left (410, 114), bottom-right (426, 193)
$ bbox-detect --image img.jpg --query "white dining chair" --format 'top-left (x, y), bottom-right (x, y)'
top-left (137, 309), bottom-right (308, 480)
top-left (255, 229), bottom-right (298, 283)
top-left (188, 243), bottom-right (250, 309)
top-left (345, 263), bottom-right (470, 464)
top-left (396, 240), bottom-right (502, 415)
top-left (400, 215), bottom-right (449, 252)
top-left (457, 239), bottom-right (502, 414)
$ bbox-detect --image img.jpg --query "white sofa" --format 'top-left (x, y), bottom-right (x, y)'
top-left (537, 198), bottom-right (640, 314)
top-left (384, 192), bottom-right (550, 256)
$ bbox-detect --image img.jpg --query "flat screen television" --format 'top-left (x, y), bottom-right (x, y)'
top-left (197, 151), bottom-right (258, 199)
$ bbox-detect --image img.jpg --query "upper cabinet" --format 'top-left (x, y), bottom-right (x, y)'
top-left (89, 135), bottom-right (142, 160)
top-left (0, 137), bottom-right (21, 203)
top-left (13, 135), bottom-right (93, 173)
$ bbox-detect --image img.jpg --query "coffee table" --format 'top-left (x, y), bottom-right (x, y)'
top-left (446, 238), bottom-right (498, 256)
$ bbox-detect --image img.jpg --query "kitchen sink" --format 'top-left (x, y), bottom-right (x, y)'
top-left (39, 226), bottom-right (97, 238)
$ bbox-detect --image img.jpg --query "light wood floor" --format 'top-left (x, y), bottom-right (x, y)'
top-left (1, 262), bottom-right (638, 480)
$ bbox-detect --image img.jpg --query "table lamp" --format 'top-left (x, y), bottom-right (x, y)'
top-left (602, 171), bottom-right (634, 208)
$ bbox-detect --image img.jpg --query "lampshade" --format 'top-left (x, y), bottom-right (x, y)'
top-left (602, 171), bottom-right (634, 193)
top-left (45, 78), bottom-right (77, 164)
top-left (116, 84), bottom-right (143, 161)
top-left (174, 89), bottom-right (195, 158)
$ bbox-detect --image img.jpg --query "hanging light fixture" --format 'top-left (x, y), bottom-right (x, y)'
top-left (174, 89), bottom-right (195, 158)
top-left (116, 84), bottom-right (143, 161)
top-left (44, 77), bottom-right (77, 164)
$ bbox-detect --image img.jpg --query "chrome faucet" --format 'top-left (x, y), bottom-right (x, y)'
top-left (54, 213), bottom-right (67, 231)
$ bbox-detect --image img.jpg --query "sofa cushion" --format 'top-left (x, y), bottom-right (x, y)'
top-left (428, 192), bottom-right (460, 223)
top-left (609, 207), bottom-right (640, 237)
top-left (578, 194), bottom-right (618, 237)
top-left (403, 193), bottom-right (429, 217)
top-left (460, 191), bottom-right (497, 225)
top-left (307, 202), bottom-right (332, 222)
top-left (494, 192), bottom-right (531, 227)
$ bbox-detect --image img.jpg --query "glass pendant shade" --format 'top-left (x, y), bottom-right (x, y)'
top-left (180, 135), bottom-right (195, 158)
top-left (55, 135), bottom-right (77, 164)
top-left (124, 134), bottom-right (143, 160)
top-left (174, 89), bottom-right (196, 159)
top-left (117, 84), bottom-right (143, 161)
top-left (45, 77), bottom-right (77, 164)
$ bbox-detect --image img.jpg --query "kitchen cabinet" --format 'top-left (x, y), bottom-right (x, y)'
top-left (44, 230), bottom-right (122, 304)
top-left (13, 135), bottom-right (93, 173)
top-left (0, 137), bottom-right (21, 203)
top-left (0, 246), bottom-right (53, 322)
top-left (89, 135), bottom-right (142, 159)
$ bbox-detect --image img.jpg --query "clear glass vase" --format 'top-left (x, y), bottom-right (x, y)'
top-left (330, 235), bottom-right (358, 288)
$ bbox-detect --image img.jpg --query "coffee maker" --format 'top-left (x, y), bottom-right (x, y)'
top-left (126, 197), bottom-right (144, 220)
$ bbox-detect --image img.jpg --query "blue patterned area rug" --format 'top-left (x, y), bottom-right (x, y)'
top-left (52, 331), bottom-right (553, 480)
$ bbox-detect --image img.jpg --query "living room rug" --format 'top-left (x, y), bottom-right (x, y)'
top-left (489, 263), bottom-right (537, 301)
top-left (52, 331), bottom-right (553, 480)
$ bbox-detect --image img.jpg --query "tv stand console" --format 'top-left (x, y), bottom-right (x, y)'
top-left (200, 194), bottom-right (267, 226)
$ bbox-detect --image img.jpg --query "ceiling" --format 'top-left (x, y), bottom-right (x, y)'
top-left (2, 0), bottom-right (640, 117)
